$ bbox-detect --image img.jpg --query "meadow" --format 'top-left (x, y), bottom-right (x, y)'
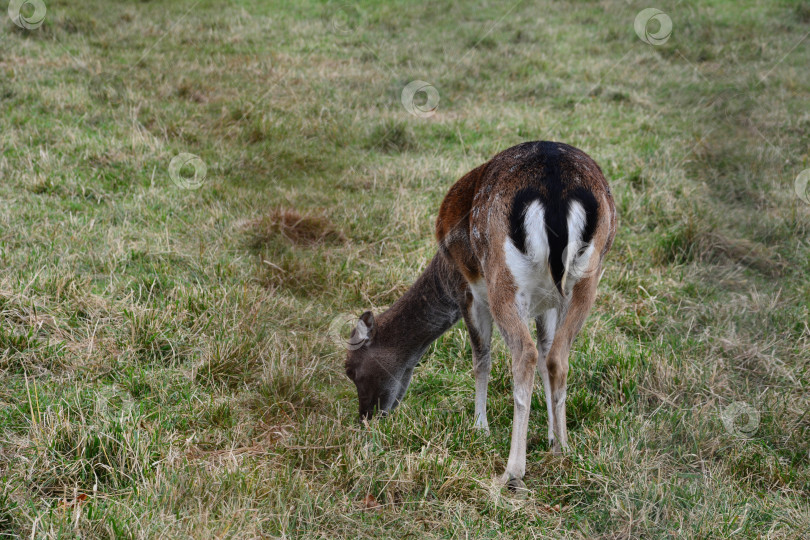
top-left (1, 0), bottom-right (809, 537)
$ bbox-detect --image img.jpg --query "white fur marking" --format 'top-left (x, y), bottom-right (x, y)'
top-left (561, 200), bottom-right (596, 294)
top-left (502, 202), bottom-right (558, 318)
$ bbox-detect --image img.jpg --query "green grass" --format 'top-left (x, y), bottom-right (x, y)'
top-left (1, 0), bottom-right (809, 537)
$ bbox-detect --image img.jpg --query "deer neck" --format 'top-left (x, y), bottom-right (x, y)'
top-left (375, 253), bottom-right (462, 367)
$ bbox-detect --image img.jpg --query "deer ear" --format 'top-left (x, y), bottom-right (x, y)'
top-left (353, 311), bottom-right (376, 345)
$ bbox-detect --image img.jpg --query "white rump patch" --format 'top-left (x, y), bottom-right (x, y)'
top-left (504, 201), bottom-right (557, 318)
top-left (561, 201), bottom-right (596, 292)
top-left (503, 199), bottom-right (596, 318)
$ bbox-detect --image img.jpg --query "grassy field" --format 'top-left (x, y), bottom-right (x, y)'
top-left (1, 0), bottom-right (809, 537)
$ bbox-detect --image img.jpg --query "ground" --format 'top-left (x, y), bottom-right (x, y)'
top-left (1, 0), bottom-right (809, 537)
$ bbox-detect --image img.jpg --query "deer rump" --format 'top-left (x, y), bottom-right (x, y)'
top-left (437, 141), bottom-right (610, 316)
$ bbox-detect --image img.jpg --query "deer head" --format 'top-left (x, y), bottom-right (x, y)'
top-left (344, 311), bottom-right (415, 421)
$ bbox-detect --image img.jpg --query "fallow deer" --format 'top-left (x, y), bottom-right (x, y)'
top-left (344, 141), bottom-right (616, 489)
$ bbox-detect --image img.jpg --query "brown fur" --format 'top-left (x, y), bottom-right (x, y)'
top-left (346, 141), bottom-right (616, 487)
top-left (436, 142), bottom-right (614, 284)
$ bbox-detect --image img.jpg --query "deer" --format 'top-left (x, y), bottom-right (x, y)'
top-left (344, 141), bottom-right (616, 490)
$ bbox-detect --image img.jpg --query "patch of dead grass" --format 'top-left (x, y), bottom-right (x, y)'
top-left (245, 208), bottom-right (347, 248)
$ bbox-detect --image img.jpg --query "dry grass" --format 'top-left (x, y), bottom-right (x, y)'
top-left (245, 209), bottom-right (347, 248)
top-left (0, 0), bottom-right (809, 538)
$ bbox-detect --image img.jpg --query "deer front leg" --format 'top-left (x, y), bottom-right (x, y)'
top-left (546, 272), bottom-right (599, 454)
top-left (461, 289), bottom-right (493, 432)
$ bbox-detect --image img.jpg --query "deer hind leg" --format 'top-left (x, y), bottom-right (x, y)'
top-left (546, 271), bottom-right (599, 454)
top-left (535, 309), bottom-right (558, 449)
top-left (489, 284), bottom-right (538, 487)
top-left (461, 285), bottom-right (493, 432)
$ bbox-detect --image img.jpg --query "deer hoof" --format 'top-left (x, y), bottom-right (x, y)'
top-left (551, 439), bottom-right (569, 455)
top-left (502, 476), bottom-right (528, 497)
top-left (473, 424), bottom-right (490, 436)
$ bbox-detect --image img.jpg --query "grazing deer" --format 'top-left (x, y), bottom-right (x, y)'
top-left (344, 141), bottom-right (616, 488)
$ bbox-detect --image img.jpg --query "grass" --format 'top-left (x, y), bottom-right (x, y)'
top-left (1, 0), bottom-right (809, 537)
